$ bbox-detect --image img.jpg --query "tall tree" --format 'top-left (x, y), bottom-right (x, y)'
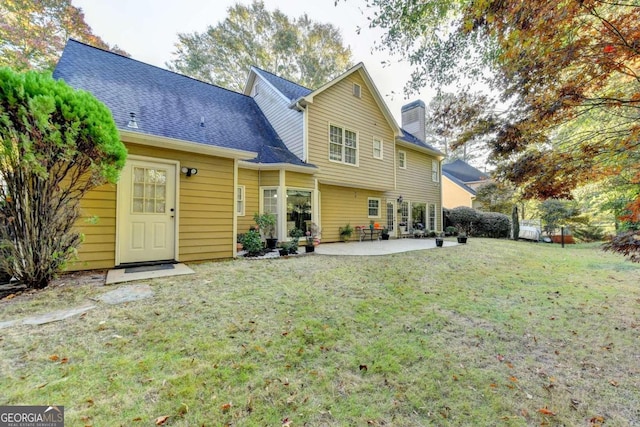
top-left (425, 90), bottom-right (495, 163)
top-left (0, 68), bottom-right (127, 288)
top-left (0, 0), bottom-right (128, 71)
top-left (168, 0), bottom-right (353, 91)
top-left (356, 0), bottom-right (640, 260)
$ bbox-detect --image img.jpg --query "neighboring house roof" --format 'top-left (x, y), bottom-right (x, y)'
top-left (442, 159), bottom-right (489, 183)
top-left (398, 129), bottom-right (445, 159)
top-left (53, 39), bottom-right (313, 168)
top-left (249, 66), bottom-right (312, 102)
top-left (442, 170), bottom-right (478, 196)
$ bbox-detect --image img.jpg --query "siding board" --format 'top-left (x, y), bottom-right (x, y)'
top-left (251, 77), bottom-right (305, 159)
top-left (319, 184), bottom-right (385, 242)
top-left (71, 141), bottom-right (235, 270)
top-left (307, 72), bottom-right (395, 190)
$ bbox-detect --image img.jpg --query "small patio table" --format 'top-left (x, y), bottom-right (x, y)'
top-left (356, 226), bottom-right (382, 241)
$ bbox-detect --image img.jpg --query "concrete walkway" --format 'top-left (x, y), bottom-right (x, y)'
top-left (315, 238), bottom-right (458, 256)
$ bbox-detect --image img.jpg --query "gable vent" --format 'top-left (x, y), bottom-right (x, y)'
top-left (353, 83), bottom-right (361, 98)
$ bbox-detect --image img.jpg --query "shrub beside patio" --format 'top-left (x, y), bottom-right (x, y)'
top-left (0, 239), bottom-right (639, 425)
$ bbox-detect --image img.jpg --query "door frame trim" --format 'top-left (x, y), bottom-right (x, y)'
top-left (115, 155), bottom-right (180, 266)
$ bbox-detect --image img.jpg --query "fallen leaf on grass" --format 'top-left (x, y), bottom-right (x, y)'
top-left (49, 354), bottom-right (59, 362)
top-left (538, 407), bottom-right (556, 416)
top-left (154, 415), bottom-right (169, 425)
top-left (220, 402), bottom-right (233, 412)
top-left (609, 380), bottom-right (619, 387)
top-left (590, 415), bottom-right (605, 424)
top-left (359, 364), bottom-right (368, 371)
top-left (496, 354), bottom-right (505, 362)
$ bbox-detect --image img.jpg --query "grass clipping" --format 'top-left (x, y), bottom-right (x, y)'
top-left (1, 239), bottom-right (639, 426)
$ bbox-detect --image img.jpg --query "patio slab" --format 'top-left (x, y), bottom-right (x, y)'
top-left (315, 238), bottom-right (458, 256)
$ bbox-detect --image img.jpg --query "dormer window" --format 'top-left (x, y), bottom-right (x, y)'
top-left (353, 83), bottom-right (361, 98)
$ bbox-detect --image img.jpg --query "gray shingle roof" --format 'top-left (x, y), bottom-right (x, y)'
top-left (442, 159), bottom-right (489, 183)
top-left (53, 40), bottom-right (312, 167)
top-left (442, 170), bottom-right (478, 195)
top-left (252, 67), bottom-right (312, 101)
top-left (398, 129), bottom-right (445, 156)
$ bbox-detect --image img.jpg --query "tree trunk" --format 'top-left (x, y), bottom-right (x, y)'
top-left (512, 205), bottom-right (520, 241)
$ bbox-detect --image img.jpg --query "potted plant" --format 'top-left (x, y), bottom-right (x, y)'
top-left (288, 228), bottom-right (303, 254)
top-left (339, 223), bottom-right (354, 242)
top-left (240, 229), bottom-right (264, 257)
top-left (309, 222), bottom-right (321, 246)
top-left (456, 226), bottom-right (468, 244)
top-left (236, 233), bottom-right (245, 251)
top-left (381, 227), bottom-right (390, 240)
top-left (253, 212), bottom-right (277, 249)
top-left (435, 232), bottom-right (444, 247)
top-left (304, 231), bottom-right (315, 252)
top-left (278, 239), bottom-right (298, 256)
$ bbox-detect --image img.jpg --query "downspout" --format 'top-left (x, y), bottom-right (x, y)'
top-left (299, 101), bottom-right (309, 163)
top-left (439, 159), bottom-right (444, 232)
top-left (233, 159), bottom-right (239, 258)
top-left (279, 169), bottom-right (286, 241)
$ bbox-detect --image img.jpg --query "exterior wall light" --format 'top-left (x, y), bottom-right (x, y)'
top-left (180, 166), bottom-right (198, 177)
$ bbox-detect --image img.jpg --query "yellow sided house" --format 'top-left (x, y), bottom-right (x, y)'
top-left (53, 40), bottom-right (444, 271)
top-left (244, 69), bottom-right (445, 242)
top-left (442, 159), bottom-right (491, 210)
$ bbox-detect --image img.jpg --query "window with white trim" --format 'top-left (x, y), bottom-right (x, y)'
top-left (398, 150), bottom-right (407, 169)
top-left (368, 198), bottom-right (381, 218)
top-left (237, 185), bottom-right (245, 216)
top-left (373, 138), bottom-right (383, 159)
top-left (329, 124), bottom-right (358, 165)
top-left (432, 160), bottom-right (439, 182)
top-left (428, 203), bottom-right (436, 231)
top-left (262, 188), bottom-right (279, 236)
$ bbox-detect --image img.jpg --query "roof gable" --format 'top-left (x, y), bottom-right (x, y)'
top-left (245, 66), bottom-right (312, 102)
top-left (53, 40), bottom-right (310, 167)
top-left (299, 63), bottom-right (402, 137)
top-left (442, 159), bottom-right (489, 183)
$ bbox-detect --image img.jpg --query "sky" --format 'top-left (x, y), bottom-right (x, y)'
top-left (71, 0), bottom-right (437, 124)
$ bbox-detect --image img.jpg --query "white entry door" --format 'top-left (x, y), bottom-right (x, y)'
top-left (117, 159), bottom-right (177, 264)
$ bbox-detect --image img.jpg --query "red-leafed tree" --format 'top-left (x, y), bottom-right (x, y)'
top-left (355, 0), bottom-right (640, 261)
top-left (0, 0), bottom-right (128, 71)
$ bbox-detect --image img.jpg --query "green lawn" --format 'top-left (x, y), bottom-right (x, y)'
top-left (1, 239), bottom-right (639, 426)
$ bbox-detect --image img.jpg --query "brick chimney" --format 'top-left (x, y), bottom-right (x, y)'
top-left (401, 100), bottom-right (426, 142)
